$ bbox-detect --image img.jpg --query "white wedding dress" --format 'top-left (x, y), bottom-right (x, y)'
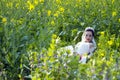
top-left (58, 42), bottom-right (95, 64)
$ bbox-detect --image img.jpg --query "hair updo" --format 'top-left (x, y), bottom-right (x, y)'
top-left (85, 27), bottom-right (94, 36)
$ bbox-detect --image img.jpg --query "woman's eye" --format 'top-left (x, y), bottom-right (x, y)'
top-left (89, 35), bottom-right (92, 37)
top-left (86, 35), bottom-right (92, 37)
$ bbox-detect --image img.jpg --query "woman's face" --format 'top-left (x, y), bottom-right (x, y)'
top-left (84, 31), bottom-right (93, 42)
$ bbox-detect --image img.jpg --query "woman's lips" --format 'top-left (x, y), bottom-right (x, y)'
top-left (87, 39), bottom-right (90, 41)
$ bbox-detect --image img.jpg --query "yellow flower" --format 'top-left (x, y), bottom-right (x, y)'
top-left (98, 60), bottom-right (103, 64)
top-left (6, 2), bottom-right (13, 8)
top-left (39, 0), bottom-right (44, 3)
top-left (47, 10), bottom-right (51, 16)
top-left (100, 31), bottom-right (105, 35)
top-left (85, 0), bottom-right (89, 3)
top-left (15, 3), bottom-right (19, 8)
top-left (34, 0), bottom-right (38, 5)
top-left (75, 4), bottom-right (78, 7)
top-left (54, 13), bottom-right (58, 17)
top-left (17, 18), bottom-right (23, 24)
top-left (2, 17), bottom-right (7, 23)
top-left (112, 0), bottom-right (114, 4)
top-left (51, 20), bottom-right (55, 26)
top-left (27, 1), bottom-right (35, 11)
top-left (118, 18), bottom-right (120, 22)
top-left (80, 22), bottom-right (85, 26)
top-left (59, 7), bottom-right (64, 13)
top-left (110, 57), bottom-right (113, 62)
top-left (77, 0), bottom-right (81, 2)
top-left (50, 43), bottom-right (55, 49)
top-left (48, 48), bottom-right (54, 56)
top-left (98, 43), bottom-right (100, 46)
top-left (108, 40), bottom-right (113, 46)
top-left (112, 11), bottom-right (117, 17)
top-left (101, 53), bottom-right (105, 57)
top-left (56, 0), bottom-right (61, 4)
top-left (29, 4), bottom-right (34, 11)
top-left (52, 34), bottom-right (57, 39)
top-left (11, 18), bottom-right (15, 22)
top-left (106, 61), bottom-right (111, 66)
top-left (27, 1), bottom-right (31, 4)
top-left (51, 38), bottom-right (55, 44)
top-left (38, 11), bottom-right (41, 16)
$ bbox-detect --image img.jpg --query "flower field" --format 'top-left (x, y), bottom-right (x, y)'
top-left (0, 0), bottom-right (120, 80)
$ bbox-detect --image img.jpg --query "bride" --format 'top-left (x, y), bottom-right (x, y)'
top-left (61, 27), bottom-right (96, 64)
top-left (75, 27), bottom-right (96, 63)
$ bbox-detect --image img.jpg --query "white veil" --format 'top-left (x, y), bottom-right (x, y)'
top-left (81, 27), bottom-right (97, 49)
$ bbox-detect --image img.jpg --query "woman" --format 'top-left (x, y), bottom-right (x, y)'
top-left (75, 27), bottom-right (96, 63)
top-left (59, 27), bottom-right (96, 63)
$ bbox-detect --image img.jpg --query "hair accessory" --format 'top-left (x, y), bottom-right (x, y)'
top-left (85, 27), bottom-right (94, 32)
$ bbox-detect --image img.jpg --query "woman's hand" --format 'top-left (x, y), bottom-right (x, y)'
top-left (89, 43), bottom-right (94, 48)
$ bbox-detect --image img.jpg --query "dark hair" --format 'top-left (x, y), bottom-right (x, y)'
top-left (85, 29), bottom-right (94, 36)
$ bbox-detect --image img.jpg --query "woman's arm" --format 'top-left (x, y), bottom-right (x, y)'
top-left (87, 43), bottom-right (96, 59)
